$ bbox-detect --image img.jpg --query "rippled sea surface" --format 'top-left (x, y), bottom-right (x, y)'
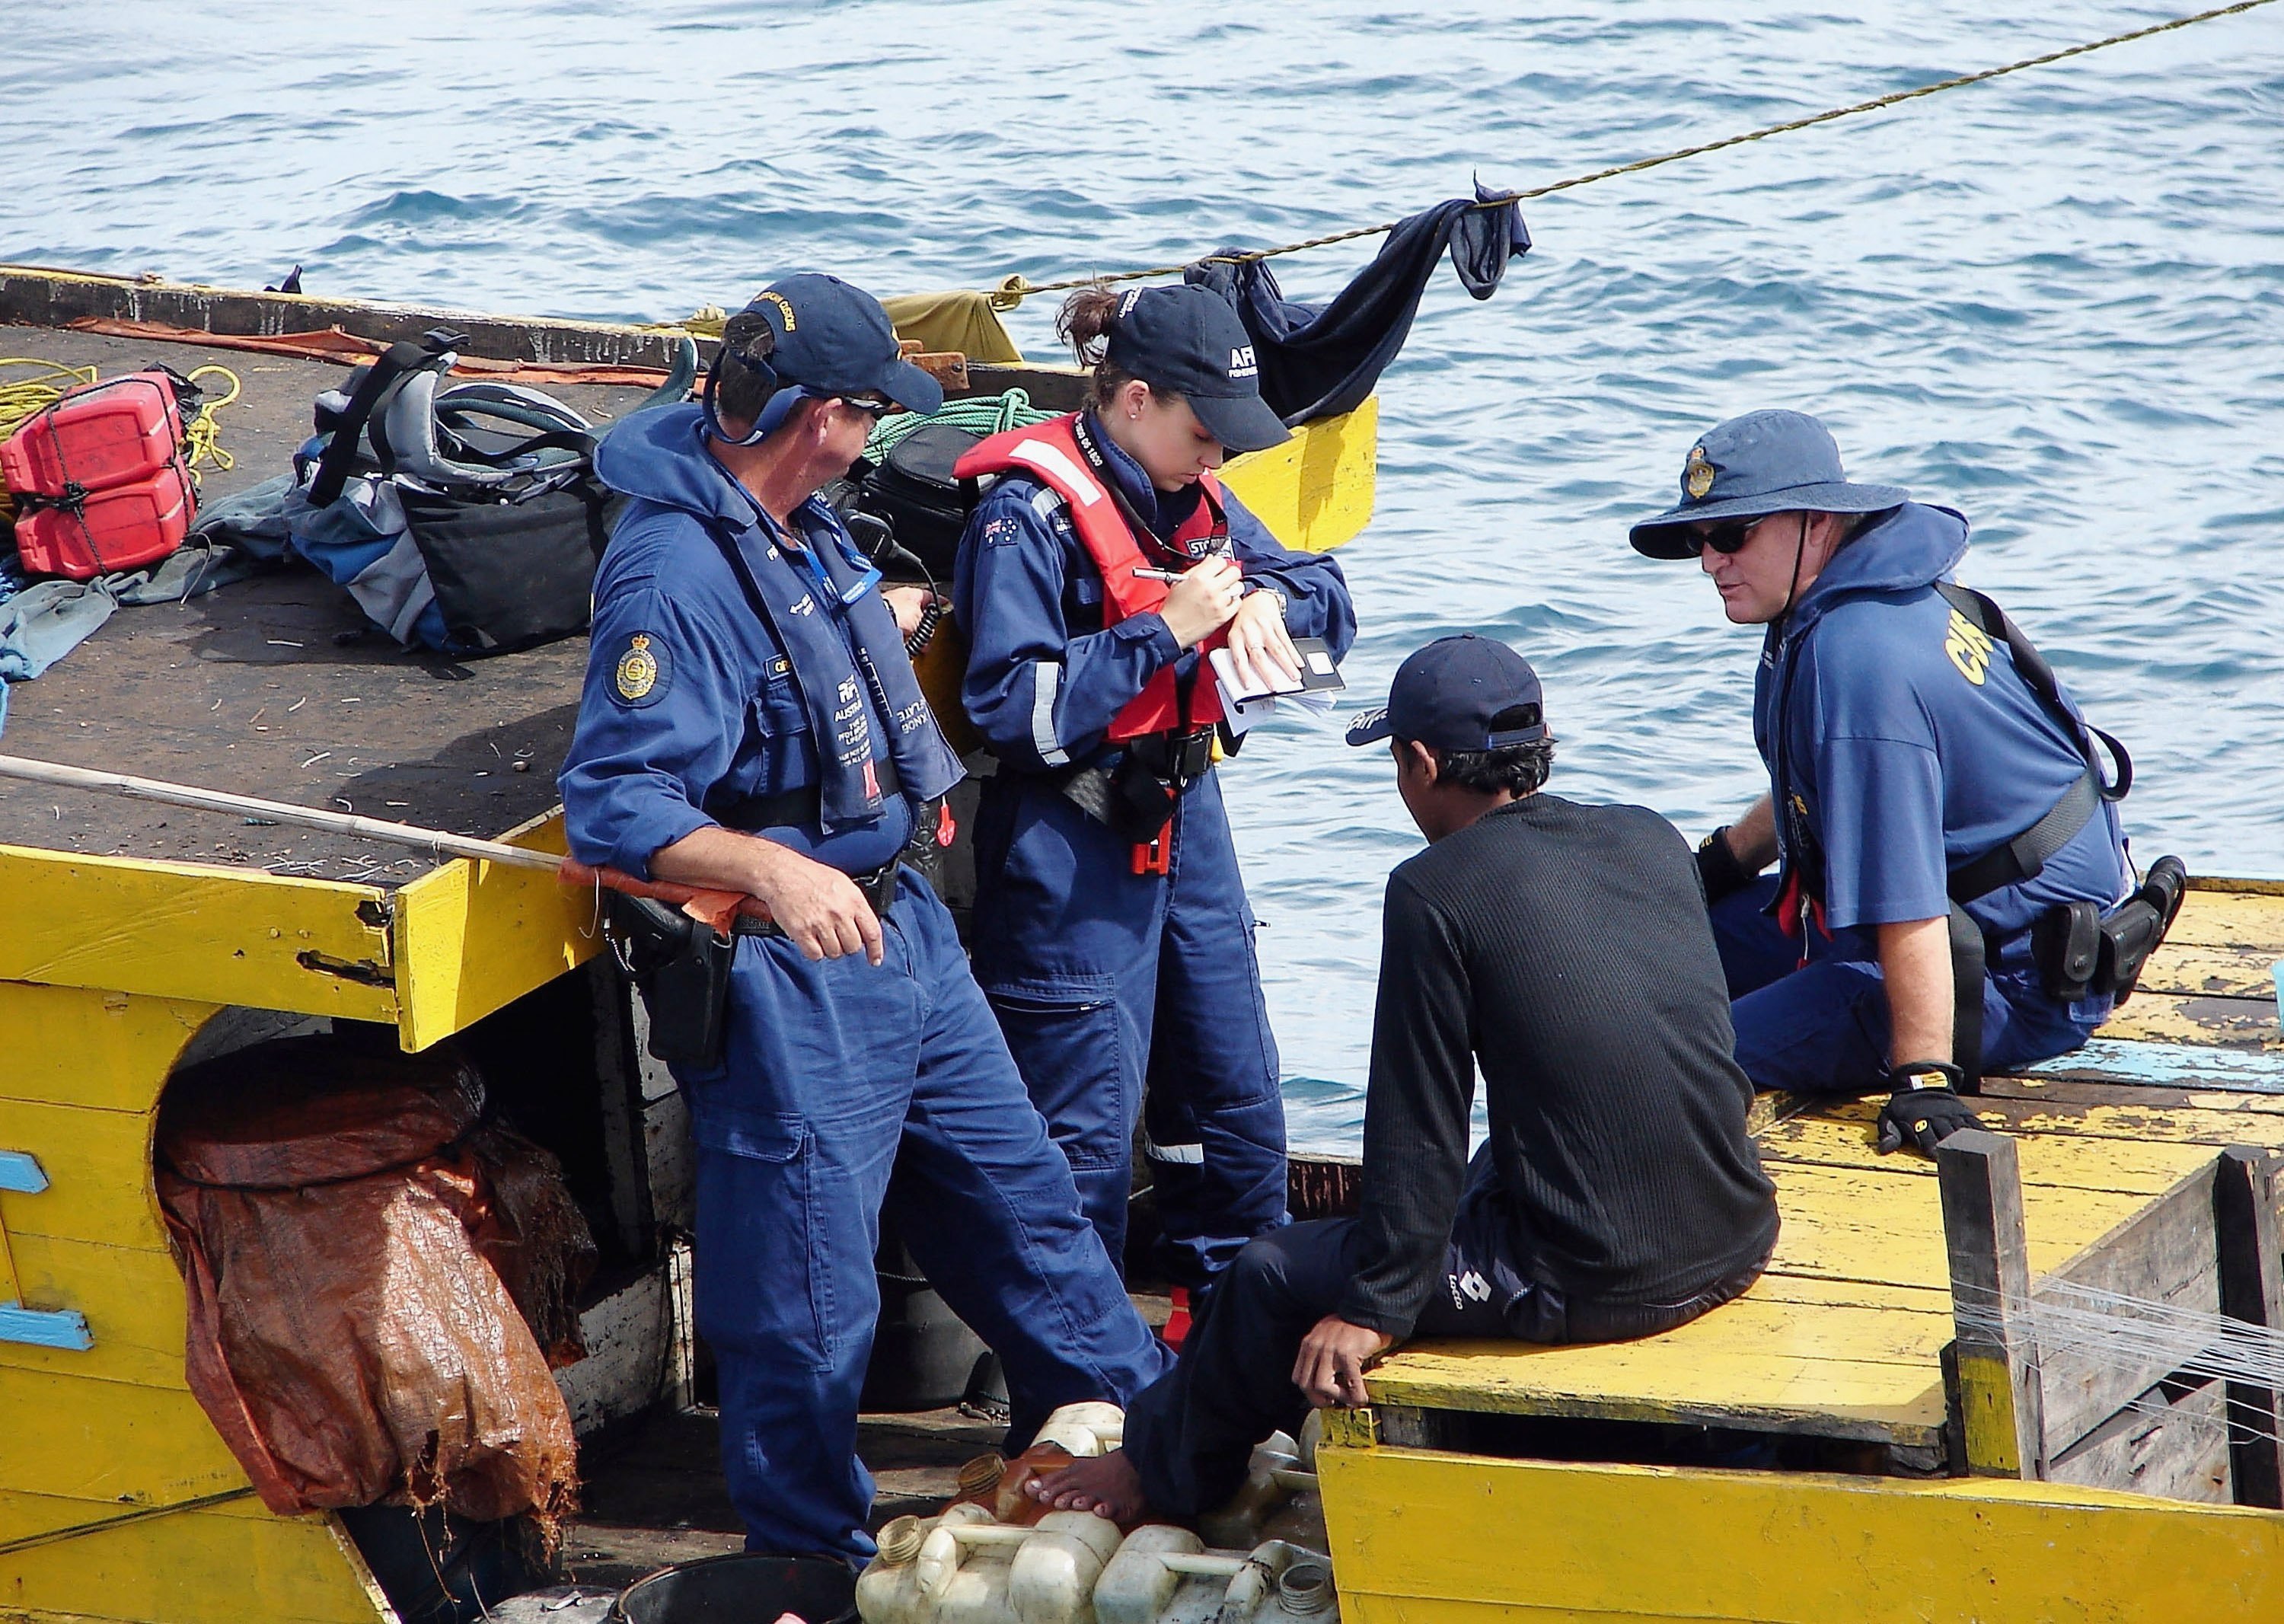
top-left (12, 2), bottom-right (2280, 1147)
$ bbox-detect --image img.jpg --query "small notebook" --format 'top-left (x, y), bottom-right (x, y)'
top-left (1211, 637), bottom-right (1345, 733)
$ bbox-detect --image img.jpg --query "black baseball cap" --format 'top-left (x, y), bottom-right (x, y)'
top-left (1103, 285), bottom-right (1290, 454)
top-left (1345, 634), bottom-right (1548, 751)
top-left (739, 273), bottom-right (944, 416)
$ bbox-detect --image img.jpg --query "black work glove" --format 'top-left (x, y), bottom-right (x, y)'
top-left (1695, 827), bottom-right (1753, 906)
top-left (1875, 1061), bottom-right (1983, 1157)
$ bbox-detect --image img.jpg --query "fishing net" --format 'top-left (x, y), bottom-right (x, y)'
top-left (156, 1036), bottom-right (594, 1530)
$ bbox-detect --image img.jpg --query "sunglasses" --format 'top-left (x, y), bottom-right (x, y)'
top-left (836, 394), bottom-right (902, 421)
top-left (1689, 515), bottom-right (1771, 555)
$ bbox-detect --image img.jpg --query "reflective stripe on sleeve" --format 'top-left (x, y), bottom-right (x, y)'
top-left (1030, 661), bottom-right (1070, 767)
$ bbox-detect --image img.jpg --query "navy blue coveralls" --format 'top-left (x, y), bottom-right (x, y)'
top-left (953, 420), bottom-right (1356, 1287)
top-left (560, 405), bottom-right (1169, 1561)
top-left (1713, 502), bottom-right (2130, 1093)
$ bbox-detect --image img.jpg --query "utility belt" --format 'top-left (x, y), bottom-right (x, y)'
top-left (1051, 726), bottom-right (1217, 877)
top-left (601, 763), bottom-right (920, 1074)
top-left (1789, 767), bottom-right (2185, 1090)
top-left (1942, 766), bottom-right (2186, 1027)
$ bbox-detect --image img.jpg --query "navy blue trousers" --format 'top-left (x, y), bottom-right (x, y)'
top-left (969, 767), bottom-right (1289, 1287)
top-left (1711, 876), bottom-right (2109, 1093)
top-left (681, 869), bottom-right (1173, 1562)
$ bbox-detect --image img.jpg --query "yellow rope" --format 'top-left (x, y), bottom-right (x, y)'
top-left (0, 359), bottom-right (98, 523)
top-left (1006, 0), bottom-right (2280, 298)
top-left (181, 363), bottom-right (243, 483)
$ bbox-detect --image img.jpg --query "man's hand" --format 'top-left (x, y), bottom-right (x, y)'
top-left (1875, 1061), bottom-right (1983, 1156)
top-left (747, 841), bottom-right (884, 965)
top-left (1158, 557), bottom-right (1244, 649)
top-left (1223, 589), bottom-right (1303, 689)
top-left (883, 585), bottom-right (936, 640)
top-left (1292, 1315), bottom-right (1395, 1408)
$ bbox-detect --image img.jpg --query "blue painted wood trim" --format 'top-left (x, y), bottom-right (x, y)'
top-left (0, 1303), bottom-right (93, 1351)
top-left (0, 1151), bottom-right (48, 1194)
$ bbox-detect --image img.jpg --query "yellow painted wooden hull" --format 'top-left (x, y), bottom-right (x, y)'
top-left (1320, 1441), bottom-right (2284, 1623)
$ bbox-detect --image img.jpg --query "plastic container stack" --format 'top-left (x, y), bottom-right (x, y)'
top-left (857, 1405), bottom-right (1336, 1624)
top-left (0, 371), bottom-right (195, 578)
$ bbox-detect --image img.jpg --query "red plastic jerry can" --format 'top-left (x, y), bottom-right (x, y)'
top-left (2, 371), bottom-right (196, 579)
top-left (12, 459), bottom-right (194, 579)
top-left (0, 373), bottom-right (183, 496)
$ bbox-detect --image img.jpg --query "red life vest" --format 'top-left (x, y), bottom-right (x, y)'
top-left (955, 413), bottom-right (1232, 741)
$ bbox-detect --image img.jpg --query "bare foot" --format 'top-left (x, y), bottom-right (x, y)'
top-left (1025, 1448), bottom-right (1145, 1522)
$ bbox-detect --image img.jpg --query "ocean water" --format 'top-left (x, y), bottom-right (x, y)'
top-left (9, 2), bottom-right (2280, 1149)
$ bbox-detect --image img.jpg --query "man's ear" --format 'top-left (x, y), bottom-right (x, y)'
top-left (1399, 739), bottom-right (1439, 785)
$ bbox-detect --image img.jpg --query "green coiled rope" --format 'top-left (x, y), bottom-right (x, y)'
top-left (866, 388), bottom-right (1054, 462)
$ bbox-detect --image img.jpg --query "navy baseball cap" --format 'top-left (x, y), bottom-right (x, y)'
top-left (1103, 285), bottom-right (1290, 454)
top-left (739, 273), bottom-right (944, 416)
top-left (1628, 409), bottom-right (1907, 559)
top-left (1345, 634), bottom-right (1548, 751)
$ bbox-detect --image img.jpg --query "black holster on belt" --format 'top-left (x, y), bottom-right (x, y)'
top-left (603, 893), bottom-right (735, 1071)
top-left (2027, 854), bottom-right (2187, 1008)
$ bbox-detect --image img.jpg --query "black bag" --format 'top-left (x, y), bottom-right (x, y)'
top-left (855, 423), bottom-right (983, 581)
top-left (398, 478), bottom-right (617, 657)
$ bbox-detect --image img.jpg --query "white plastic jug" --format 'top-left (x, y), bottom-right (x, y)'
top-left (1096, 1529), bottom-right (1330, 1624)
top-left (1009, 1511), bottom-right (1126, 1624)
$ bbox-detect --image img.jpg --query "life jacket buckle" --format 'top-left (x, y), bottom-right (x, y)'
top-left (1132, 831), bottom-right (1172, 878)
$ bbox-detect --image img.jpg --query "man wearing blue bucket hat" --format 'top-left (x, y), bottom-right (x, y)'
top-left (560, 273), bottom-right (1169, 1561)
top-left (1630, 409), bottom-right (2159, 1157)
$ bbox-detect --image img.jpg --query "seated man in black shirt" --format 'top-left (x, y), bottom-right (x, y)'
top-left (1030, 633), bottom-right (1782, 1523)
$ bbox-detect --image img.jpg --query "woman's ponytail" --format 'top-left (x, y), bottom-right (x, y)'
top-left (1057, 285), bottom-right (1147, 414)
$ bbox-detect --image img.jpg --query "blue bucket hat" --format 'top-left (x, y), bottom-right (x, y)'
top-left (1628, 409), bottom-right (1908, 559)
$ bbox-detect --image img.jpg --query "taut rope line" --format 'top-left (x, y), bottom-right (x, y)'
top-left (1009, 0), bottom-right (2279, 297)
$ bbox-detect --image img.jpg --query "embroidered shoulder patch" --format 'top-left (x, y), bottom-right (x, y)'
top-left (611, 632), bottom-right (671, 708)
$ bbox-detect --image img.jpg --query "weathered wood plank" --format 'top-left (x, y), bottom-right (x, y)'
top-left (0, 1233), bottom-right (193, 1393)
top-left (0, 846), bottom-right (397, 1024)
top-left (2046, 1378), bottom-right (2232, 1504)
top-left (1937, 1131), bottom-right (2046, 1477)
top-left (2033, 1158), bottom-right (2222, 1454)
top-left (2101, 988), bottom-right (2281, 1053)
top-left (1316, 1446), bottom-right (2284, 1624)
top-left (388, 806), bottom-right (598, 1054)
top-left (0, 1098), bottom-right (163, 1251)
top-left (0, 1367), bottom-right (245, 1506)
top-left (0, 984), bottom-right (216, 1115)
top-left (0, 260), bottom-right (693, 371)
top-left (1758, 1108), bottom-right (2222, 1196)
top-left (2158, 885), bottom-right (2284, 952)
top-left (2215, 1146), bottom-right (2284, 1507)
top-left (1763, 1160), bottom-right (2148, 1293)
top-left (0, 1485), bottom-right (388, 1624)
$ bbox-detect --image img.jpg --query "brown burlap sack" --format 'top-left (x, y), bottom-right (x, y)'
top-left (157, 1038), bottom-right (594, 1526)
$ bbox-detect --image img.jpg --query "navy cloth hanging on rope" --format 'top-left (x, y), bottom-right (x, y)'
top-left (1185, 183), bottom-right (1530, 426)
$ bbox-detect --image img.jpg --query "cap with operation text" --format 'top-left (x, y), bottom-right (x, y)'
top-left (1103, 284), bottom-right (1290, 455)
top-left (741, 272), bottom-right (945, 416)
top-left (1345, 633), bottom-right (1548, 751)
